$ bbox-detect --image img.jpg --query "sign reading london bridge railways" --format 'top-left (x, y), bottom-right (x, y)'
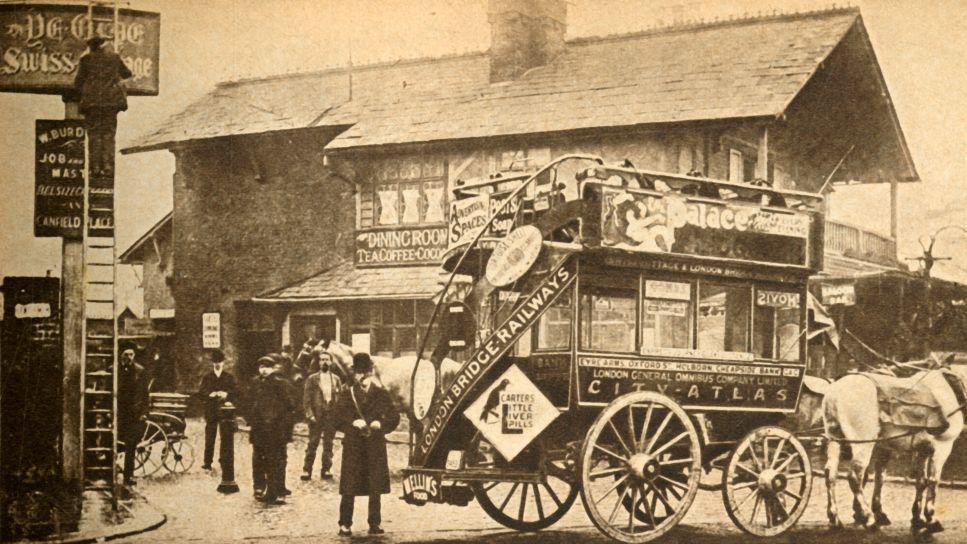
top-left (577, 354), bottom-right (803, 411)
top-left (0, 4), bottom-right (160, 95)
top-left (35, 119), bottom-right (85, 238)
top-left (355, 226), bottom-right (447, 267)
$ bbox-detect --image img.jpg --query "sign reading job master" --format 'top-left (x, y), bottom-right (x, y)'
top-left (1, 4), bottom-right (160, 95)
top-left (35, 119), bottom-right (85, 238)
top-left (355, 226), bottom-right (447, 267)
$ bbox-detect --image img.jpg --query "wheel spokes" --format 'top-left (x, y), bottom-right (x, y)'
top-left (532, 484), bottom-right (545, 520)
top-left (650, 431), bottom-right (689, 458)
top-left (638, 402), bottom-right (655, 452)
top-left (645, 412), bottom-right (673, 454)
top-left (589, 466), bottom-right (626, 480)
top-left (594, 444), bottom-right (629, 464)
top-left (518, 481), bottom-right (528, 521)
top-left (498, 482), bottom-right (519, 513)
top-left (607, 420), bottom-right (633, 457)
top-left (595, 474), bottom-right (629, 505)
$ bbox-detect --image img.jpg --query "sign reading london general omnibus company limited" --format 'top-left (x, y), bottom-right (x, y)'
top-left (355, 226), bottom-right (448, 267)
top-left (0, 4), bottom-right (160, 95)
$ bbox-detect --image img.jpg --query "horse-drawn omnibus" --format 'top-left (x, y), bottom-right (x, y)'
top-left (402, 154), bottom-right (826, 542)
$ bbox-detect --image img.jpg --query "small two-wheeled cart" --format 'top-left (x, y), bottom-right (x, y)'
top-left (116, 392), bottom-right (195, 479)
top-left (402, 155), bottom-right (825, 542)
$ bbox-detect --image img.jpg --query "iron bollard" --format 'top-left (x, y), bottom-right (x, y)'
top-left (216, 402), bottom-right (239, 494)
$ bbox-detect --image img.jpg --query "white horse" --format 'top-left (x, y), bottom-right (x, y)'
top-left (820, 357), bottom-right (966, 538)
top-left (310, 339), bottom-right (460, 409)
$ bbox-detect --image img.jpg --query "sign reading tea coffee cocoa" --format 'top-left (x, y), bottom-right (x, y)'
top-left (355, 226), bottom-right (447, 267)
top-left (34, 119), bottom-right (85, 238)
top-left (0, 4), bottom-right (160, 95)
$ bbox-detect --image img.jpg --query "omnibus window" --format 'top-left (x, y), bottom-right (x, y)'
top-left (580, 287), bottom-right (636, 352)
top-left (641, 280), bottom-right (692, 350)
top-left (536, 289), bottom-right (572, 350)
top-left (754, 290), bottom-right (802, 361)
top-left (697, 283), bottom-right (750, 352)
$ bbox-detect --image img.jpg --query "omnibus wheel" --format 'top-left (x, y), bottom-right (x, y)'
top-left (722, 426), bottom-right (812, 537)
top-left (468, 434), bottom-right (578, 531)
top-left (579, 391), bottom-right (702, 543)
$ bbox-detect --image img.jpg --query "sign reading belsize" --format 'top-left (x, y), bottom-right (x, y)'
top-left (0, 4), bottom-right (160, 95)
top-left (355, 226), bottom-right (447, 267)
top-left (35, 119), bottom-right (85, 238)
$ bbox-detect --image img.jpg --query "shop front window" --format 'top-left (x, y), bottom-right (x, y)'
top-left (580, 286), bottom-right (636, 352)
top-left (351, 299), bottom-right (429, 358)
top-left (641, 280), bottom-right (691, 350)
top-left (697, 283), bottom-right (750, 353)
top-left (753, 290), bottom-right (802, 361)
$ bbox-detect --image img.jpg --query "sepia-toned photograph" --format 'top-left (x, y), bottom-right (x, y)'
top-left (1, 0), bottom-right (966, 542)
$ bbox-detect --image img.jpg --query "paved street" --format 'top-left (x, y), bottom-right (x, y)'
top-left (125, 419), bottom-right (967, 543)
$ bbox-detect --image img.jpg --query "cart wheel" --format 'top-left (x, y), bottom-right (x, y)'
top-left (722, 426), bottom-right (812, 537)
top-left (162, 438), bottom-right (196, 473)
top-left (579, 391), bottom-right (702, 543)
top-left (468, 434), bottom-right (578, 531)
top-left (117, 420), bottom-right (168, 479)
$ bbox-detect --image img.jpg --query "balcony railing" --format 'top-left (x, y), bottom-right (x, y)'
top-left (824, 219), bottom-right (897, 267)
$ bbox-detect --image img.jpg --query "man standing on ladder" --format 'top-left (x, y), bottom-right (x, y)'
top-left (73, 35), bottom-right (132, 177)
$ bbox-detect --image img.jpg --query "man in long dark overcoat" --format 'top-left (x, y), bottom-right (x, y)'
top-left (117, 342), bottom-right (149, 486)
top-left (72, 36), bottom-right (132, 177)
top-left (334, 353), bottom-right (400, 536)
top-left (247, 355), bottom-right (294, 505)
top-left (197, 348), bottom-right (237, 470)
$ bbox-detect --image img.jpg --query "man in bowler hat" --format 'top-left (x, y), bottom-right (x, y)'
top-left (198, 348), bottom-right (237, 470)
top-left (248, 355), bottom-right (294, 505)
top-left (334, 353), bottom-right (399, 536)
top-left (72, 36), bottom-right (132, 177)
top-left (117, 341), bottom-right (148, 485)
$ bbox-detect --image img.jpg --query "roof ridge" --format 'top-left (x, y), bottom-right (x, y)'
top-left (217, 5), bottom-right (859, 90)
top-left (567, 5), bottom-right (860, 46)
top-left (217, 49), bottom-right (489, 89)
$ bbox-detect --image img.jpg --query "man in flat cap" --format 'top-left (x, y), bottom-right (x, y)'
top-left (247, 355), bottom-right (294, 505)
top-left (334, 352), bottom-right (399, 536)
top-left (73, 35), bottom-right (132, 178)
top-left (117, 340), bottom-right (148, 486)
top-left (198, 349), bottom-right (237, 471)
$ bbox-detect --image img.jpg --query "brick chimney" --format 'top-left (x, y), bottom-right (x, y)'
top-left (488, 0), bottom-right (567, 83)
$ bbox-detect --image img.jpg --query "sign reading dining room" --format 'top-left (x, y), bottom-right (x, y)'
top-left (355, 226), bottom-right (448, 267)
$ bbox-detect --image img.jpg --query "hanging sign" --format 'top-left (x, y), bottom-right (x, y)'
top-left (822, 283), bottom-right (856, 306)
top-left (0, 4), bottom-right (160, 95)
top-left (34, 119), bottom-right (85, 238)
top-left (464, 364), bottom-right (560, 461)
top-left (485, 225), bottom-right (542, 287)
top-left (202, 312), bottom-right (221, 348)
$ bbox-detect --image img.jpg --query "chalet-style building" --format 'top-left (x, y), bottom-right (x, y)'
top-left (123, 3), bottom-right (919, 387)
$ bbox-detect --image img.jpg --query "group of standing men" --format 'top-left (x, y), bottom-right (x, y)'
top-left (198, 344), bottom-right (399, 536)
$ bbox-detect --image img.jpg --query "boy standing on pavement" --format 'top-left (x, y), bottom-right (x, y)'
top-left (302, 351), bottom-right (342, 481)
top-left (248, 355), bottom-right (294, 505)
top-left (335, 353), bottom-right (400, 536)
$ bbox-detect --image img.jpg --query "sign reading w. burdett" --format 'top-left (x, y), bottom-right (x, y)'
top-left (35, 119), bottom-right (85, 238)
top-left (412, 255), bottom-right (576, 466)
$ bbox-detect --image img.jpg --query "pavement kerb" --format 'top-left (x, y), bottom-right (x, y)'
top-left (48, 495), bottom-right (167, 544)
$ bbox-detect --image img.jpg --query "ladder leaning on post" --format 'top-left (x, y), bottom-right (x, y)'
top-left (78, 0), bottom-right (122, 509)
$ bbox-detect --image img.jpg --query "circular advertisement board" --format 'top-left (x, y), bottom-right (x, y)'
top-left (485, 225), bottom-right (543, 287)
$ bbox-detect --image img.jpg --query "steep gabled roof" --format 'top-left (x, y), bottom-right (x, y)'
top-left (125, 8), bottom-right (904, 166)
top-left (119, 211), bottom-right (172, 264)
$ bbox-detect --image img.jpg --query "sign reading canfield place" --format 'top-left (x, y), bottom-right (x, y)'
top-left (576, 355), bottom-right (802, 411)
top-left (600, 187), bottom-right (811, 266)
top-left (35, 119), bottom-right (85, 238)
top-left (355, 226), bottom-right (447, 267)
top-left (0, 4), bottom-right (160, 95)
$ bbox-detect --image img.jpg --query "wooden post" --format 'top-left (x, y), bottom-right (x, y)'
top-left (755, 125), bottom-right (769, 180)
top-left (61, 100), bottom-right (83, 484)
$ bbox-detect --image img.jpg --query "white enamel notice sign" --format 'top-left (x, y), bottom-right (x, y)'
top-left (464, 364), bottom-right (560, 462)
top-left (202, 312), bottom-right (221, 348)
